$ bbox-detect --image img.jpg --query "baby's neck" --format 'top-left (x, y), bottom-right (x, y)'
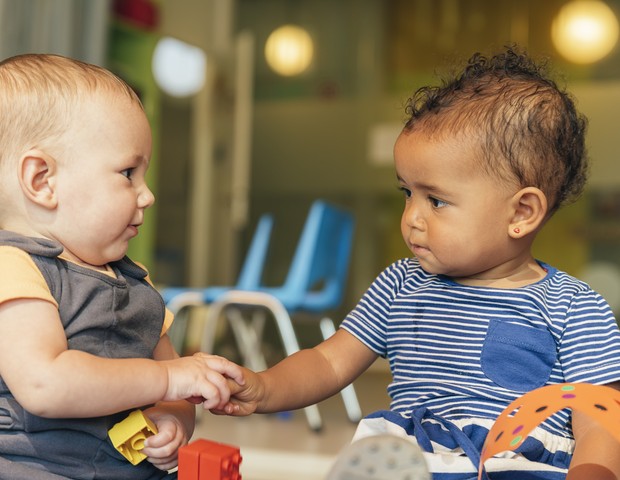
top-left (451, 260), bottom-right (547, 289)
top-left (0, 219), bottom-right (43, 238)
top-left (58, 252), bottom-right (113, 275)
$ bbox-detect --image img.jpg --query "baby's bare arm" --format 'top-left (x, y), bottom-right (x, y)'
top-left (139, 335), bottom-right (199, 471)
top-left (150, 334), bottom-right (196, 438)
top-left (220, 329), bottom-right (377, 415)
top-left (568, 382), bottom-right (620, 480)
top-left (0, 298), bottom-right (243, 418)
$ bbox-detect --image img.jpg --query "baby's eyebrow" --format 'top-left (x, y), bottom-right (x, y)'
top-left (397, 174), bottom-right (446, 195)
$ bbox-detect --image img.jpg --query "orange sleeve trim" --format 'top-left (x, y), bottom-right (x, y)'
top-left (162, 308), bottom-right (174, 335)
top-left (0, 246), bottom-right (57, 307)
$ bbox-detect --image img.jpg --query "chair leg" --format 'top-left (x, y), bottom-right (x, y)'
top-left (258, 294), bottom-right (323, 432)
top-left (227, 308), bottom-right (268, 371)
top-left (201, 300), bottom-right (226, 354)
top-left (202, 302), bottom-right (269, 371)
top-left (320, 317), bottom-right (363, 423)
top-left (201, 292), bottom-right (324, 431)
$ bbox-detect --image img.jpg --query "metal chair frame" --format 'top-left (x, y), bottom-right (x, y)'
top-left (201, 200), bottom-right (362, 431)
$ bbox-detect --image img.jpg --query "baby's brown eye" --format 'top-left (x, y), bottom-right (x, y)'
top-left (399, 187), bottom-right (412, 198)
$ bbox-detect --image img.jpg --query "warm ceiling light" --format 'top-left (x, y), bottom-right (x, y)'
top-left (152, 36), bottom-right (207, 97)
top-left (551, 0), bottom-right (619, 64)
top-left (264, 25), bottom-right (313, 76)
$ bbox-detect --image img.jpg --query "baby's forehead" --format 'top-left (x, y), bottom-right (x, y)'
top-left (406, 115), bottom-right (487, 152)
top-left (72, 87), bottom-right (144, 119)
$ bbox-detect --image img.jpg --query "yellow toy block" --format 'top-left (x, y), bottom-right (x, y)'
top-left (108, 409), bottom-right (158, 465)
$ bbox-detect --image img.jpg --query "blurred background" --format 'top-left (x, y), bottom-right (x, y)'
top-left (156, 0), bottom-right (620, 323)
top-left (3, 0), bottom-right (619, 318)
top-left (3, 1), bottom-right (620, 477)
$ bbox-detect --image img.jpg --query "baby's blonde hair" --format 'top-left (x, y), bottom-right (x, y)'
top-left (0, 53), bottom-right (142, 170)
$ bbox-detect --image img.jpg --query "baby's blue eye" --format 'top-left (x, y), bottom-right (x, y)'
top-left (430, 197), bottom-right (448, 208)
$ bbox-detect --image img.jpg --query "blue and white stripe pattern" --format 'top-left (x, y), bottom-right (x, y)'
top-left (341, 258), bottom-right (620, 445)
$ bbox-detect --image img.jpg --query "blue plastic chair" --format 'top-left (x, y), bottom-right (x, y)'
top-left (160, 214), bottom-right (274, 352)
top-left (201, 200), bottom-right (361, 431)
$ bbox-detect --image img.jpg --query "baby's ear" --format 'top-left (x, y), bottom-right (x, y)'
top-left (508, 187), bottom-right (548, 239)
top-left (18, 150), bottom-right (58, 209)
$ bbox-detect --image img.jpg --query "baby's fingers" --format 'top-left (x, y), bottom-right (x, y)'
top-left (195, 370), bottom-right (233, 409)
top-left (210, 401), bottom-right (240, 416)
top-left (195, 353), bottom-right (245, 385)
top-left (227, 376), bottom-right (246, 395)
top-left (142, 430), bottom-right (179, 471)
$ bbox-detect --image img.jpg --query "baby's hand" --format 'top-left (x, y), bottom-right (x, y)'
top-left (141, 410), bottom-right (186, 471)
top-left (211, 367), bottom-right (263, 416)
top-left (161, 353), bottom-right (244, 410)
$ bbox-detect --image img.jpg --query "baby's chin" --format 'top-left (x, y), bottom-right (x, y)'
top-left (414, 256), bottom-right (444, 275)
top-left (83, 250), bottom-right (128, 267)
top-left (415, 259), bottom-right (469, 279)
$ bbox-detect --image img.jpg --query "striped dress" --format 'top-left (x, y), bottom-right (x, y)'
top-left (341, 257), bottom-right (620, 475)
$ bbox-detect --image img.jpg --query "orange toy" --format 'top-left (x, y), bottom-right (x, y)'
top-left (178, 438), bottom-right (242, 480)
top-left (478, 383), bottom-right (620, 480)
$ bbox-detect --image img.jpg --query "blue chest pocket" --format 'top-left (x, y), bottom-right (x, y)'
top-left (481, 319), bottom-right (556, 391)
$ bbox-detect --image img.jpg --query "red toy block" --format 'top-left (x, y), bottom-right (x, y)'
top-left (178, 438), bottom-right (242, 480)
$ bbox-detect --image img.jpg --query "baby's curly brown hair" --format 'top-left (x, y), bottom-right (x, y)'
top-left (403, 45), bottom-right (588, 215)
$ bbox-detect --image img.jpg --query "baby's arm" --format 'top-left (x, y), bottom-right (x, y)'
top-left (140, 334), bottom-right (196, 471)
top-left (219, 329), bottom-right (377, 416)
top-left (0, 298), bottom-right (244, 418)
top-left (567, 382), bottom-right (620, 480)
